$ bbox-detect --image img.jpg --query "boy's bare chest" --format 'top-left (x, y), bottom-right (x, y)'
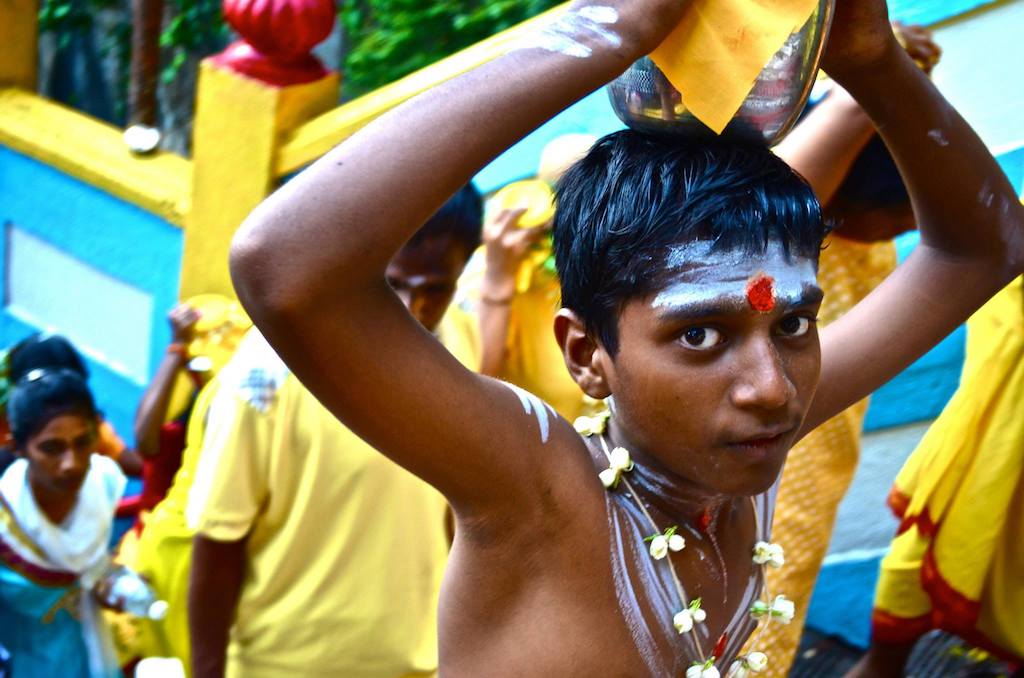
top-left (440, 497), bottom-right (765, 677)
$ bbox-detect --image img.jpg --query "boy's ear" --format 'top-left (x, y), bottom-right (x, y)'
top-left (554, 309), bottom-right (612, 400)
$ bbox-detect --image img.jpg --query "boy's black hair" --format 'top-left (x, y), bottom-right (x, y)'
top-left (406, 183), bottom-right (484, 257)
top-left (553, 130), bottom-right (828, 354)
top-left (8, 369), bottom-right (97, 448)
top-left (9, 334), bottom-right (89, 383)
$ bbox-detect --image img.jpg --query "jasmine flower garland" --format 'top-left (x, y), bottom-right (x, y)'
top-left (578, 410), bottom-right (795, 676)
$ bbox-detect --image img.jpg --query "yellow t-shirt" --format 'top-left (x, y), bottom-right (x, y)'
top-left (187, 332), bottom-right (448, 678)
top-left (440, 247), bottom-right (596, 421)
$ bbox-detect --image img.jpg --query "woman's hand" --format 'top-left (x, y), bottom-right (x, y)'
top-left (482, 209), bottom-right (549, 303)
top-left (93, 576), bottom-right (126, 612)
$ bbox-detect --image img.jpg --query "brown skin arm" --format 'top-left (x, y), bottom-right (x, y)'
top-left (189, 534), bottom-right (247, 678)
top-left (479, 208), bottom-right (547, 377)
top-left (775, 85), bottom-right (875, 206)
top-left (228, 0), bottom-right (691, 518)
top-left (134, 304), bottom-right (200, 457)
top-left (776, 24), bottom-right (940, 207)
top-left (800, 0), bottom-right (1024, 435)
top-left (115, 449), bottom-right (144, 476)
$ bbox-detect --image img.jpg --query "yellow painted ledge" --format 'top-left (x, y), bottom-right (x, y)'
top-left (276, 3), bottom-right (568, 177)
top-left (0, 88), bottom-right (192, 226)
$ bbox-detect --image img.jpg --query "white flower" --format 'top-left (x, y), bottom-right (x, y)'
top-left (674, 599), bottom-right (706, 634)
top-left (573, 412), bottom-right (609, 437)
top-left (726, 652), bottom-right (768, 677)
top-left (687, 664), bottom-right (720, 678)
top-left (599, 468), bottom-right (620, 489)
top-left (669, 533), bottom-right (686, 552)
top-left (770, 595), bottom-right (795, 624)
top-left (752, 541), bottom-right (785, 568)
top-left (746, 652), bottom-right (768, 671)
top-left (599, 447), bottom-right (634, 489)
top-left (609, 446), bottom-right (633, 472)
top-left (650, 535), bottom-right (669, 560)
top-left (647, 526), bottom-right (685, 560)
top-left (673, 609), bottom-right (694, 633)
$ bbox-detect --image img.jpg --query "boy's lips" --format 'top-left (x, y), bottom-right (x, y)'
top-left (725, 424), bottom-right (796, 450)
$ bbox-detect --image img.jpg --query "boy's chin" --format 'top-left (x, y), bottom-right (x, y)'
top-left (703, 457), bottom-right (786, 497)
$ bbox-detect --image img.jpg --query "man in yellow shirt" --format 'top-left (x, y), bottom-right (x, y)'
top-left (186, 186), bottom-right (483, 678)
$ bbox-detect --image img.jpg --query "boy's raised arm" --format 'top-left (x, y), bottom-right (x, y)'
top-left (229, 1), bottom-right (689, 514)
top-left (804, 0), bottom-right (1024, 433)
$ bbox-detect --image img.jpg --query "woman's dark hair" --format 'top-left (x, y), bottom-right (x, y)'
top-left (8, 334), bottom-right (89, 383)
top-left (8, 369), bottom-right (97, 449)
top-left (553, 130), bottom-right (828, 354)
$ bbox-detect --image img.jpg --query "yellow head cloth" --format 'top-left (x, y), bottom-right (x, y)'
top-left (650, 0), bottom-right (820, 134)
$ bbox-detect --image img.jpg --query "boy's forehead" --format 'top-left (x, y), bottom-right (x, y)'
top-left (662, 240), bottom-right (812, 274)
top-left (652, 240), bottom-right (820, 313)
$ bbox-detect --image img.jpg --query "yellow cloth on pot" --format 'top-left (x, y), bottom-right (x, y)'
top-left (650, 0), bottom-right (819, 133)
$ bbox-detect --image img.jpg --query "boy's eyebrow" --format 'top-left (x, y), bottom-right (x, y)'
top-left (655, 285), bottom-right (825, 321)
top-left (788, 285), bottom-right (825, 307)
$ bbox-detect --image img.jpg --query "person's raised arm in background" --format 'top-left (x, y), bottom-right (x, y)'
top-left (801, 1), bottom-right (1023, 433)
top-left (134, 304), bottom-right (200, 457)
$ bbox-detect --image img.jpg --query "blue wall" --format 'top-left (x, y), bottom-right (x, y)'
top-left (890, 0), bottom-right (999, 24)
top-left (0, 147), bottom-right (183, 445)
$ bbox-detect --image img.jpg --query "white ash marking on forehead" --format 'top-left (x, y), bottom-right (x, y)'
top-left (654, 241), bottom-right (817, 310)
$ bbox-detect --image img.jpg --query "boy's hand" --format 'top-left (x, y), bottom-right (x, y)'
top-left (822, 0), bottom-right (900, 80)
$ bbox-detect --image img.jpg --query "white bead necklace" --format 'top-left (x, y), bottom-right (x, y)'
top-left (575, 412), bottom-right (793, 678)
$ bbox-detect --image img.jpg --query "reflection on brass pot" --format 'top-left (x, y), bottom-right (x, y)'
top-left (607, 0), bottom-right (835, 146)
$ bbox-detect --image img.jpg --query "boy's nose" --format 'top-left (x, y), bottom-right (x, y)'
top-left (730, 340), bottom-right (796, 412)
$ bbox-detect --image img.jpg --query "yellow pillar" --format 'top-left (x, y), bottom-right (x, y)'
top-left (0, 0), bottom-right (39, 89)
top-left (180, 61), bottom-right (339, 299)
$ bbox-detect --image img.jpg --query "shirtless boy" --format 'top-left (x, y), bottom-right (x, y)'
top-left (227, 0), bottom-right (1024, 675)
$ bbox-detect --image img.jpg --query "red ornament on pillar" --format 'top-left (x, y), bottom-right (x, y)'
top-left (213, 0), bottom-right (336, 86)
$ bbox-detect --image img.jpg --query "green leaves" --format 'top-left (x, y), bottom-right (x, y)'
top-left (338, 0), bottom-right (561, 96)
top-left (159, 0), bottom-right (228, 82)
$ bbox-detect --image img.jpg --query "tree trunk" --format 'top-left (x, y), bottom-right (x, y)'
top-left (128, 0), bottom-right (163, 126)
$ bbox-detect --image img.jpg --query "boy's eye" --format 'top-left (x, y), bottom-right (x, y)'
top-left (778, 315), bottom-right (814, 337)
top-left (681, 327), bottom-right (723, 350)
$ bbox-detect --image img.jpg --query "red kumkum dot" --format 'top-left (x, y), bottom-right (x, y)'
top-left (746, 275), bottom-right (776, 313)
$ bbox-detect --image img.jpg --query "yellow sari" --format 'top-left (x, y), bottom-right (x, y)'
top-left (872, 277), bottom-right (1024, 662)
